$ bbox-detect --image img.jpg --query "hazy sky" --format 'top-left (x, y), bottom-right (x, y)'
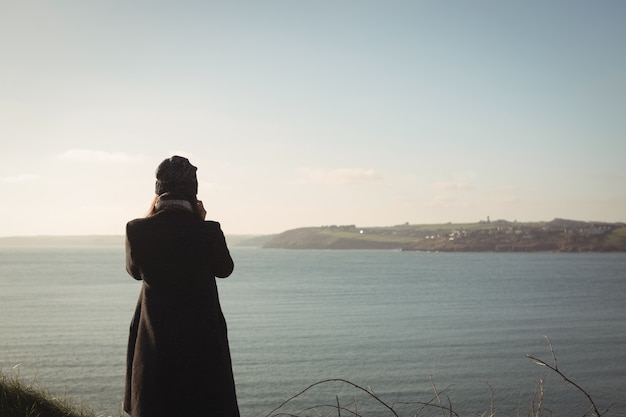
top-left (1, 1), bottom-right (625, 236)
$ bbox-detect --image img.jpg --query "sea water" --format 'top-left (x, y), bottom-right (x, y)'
top-left (1, 246), bottom-right (625, 416)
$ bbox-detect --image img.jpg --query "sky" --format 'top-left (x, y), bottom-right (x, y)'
top-left (1, 1), bottom-right (625, 236)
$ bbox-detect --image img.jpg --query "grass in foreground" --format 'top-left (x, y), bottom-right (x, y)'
top-left (0, 372), bottom-right (120, 417)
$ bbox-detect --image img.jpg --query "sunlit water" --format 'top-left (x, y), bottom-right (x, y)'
top-left (1, 247), bottom-right (625, 416)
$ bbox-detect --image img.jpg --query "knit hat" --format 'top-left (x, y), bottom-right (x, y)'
top-left (155, 156), bottom-right (198, 198)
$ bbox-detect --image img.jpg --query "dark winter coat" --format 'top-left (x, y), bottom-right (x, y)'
top-left (124, 206), bottom-right (239, 417)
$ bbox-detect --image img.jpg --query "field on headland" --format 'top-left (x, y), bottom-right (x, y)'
top-left (260, 219), bottom-right (626, 252)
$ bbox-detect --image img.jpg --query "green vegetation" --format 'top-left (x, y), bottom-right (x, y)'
top-left (0, 372), bottom-right (118, 417)
top-left (604, 226), bottom-right (626, 249)
top-left (263, 219), bottom-right (626, 252)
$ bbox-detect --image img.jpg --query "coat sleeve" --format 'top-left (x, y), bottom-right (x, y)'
top-left (205, 221), bottom-right (234, 278)
top-left (125, 222), bottom-right (142, 280)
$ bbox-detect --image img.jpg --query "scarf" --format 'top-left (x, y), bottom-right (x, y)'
top-left (155, 199), bottom-right (193, 212)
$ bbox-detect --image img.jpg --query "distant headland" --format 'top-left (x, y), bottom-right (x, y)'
top-left (258, 219), bottom-right (626, 252)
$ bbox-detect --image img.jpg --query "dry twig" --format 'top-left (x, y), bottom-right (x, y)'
top-left (265, 378), bottom-right (400, 417)
top-left (526, 336), bottom-right (605, 417)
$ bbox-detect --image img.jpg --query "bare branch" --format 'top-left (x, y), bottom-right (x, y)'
top-left (336, 395), bottom-right (341, 417)
top-left (544, 335), bottom-right (558, 371)
top-left (265, 378), bottom-right (400, 417)
top-left (429, 376), bottom-right (447, 417)
top-left (527, 339), bottom-right (603, 417)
